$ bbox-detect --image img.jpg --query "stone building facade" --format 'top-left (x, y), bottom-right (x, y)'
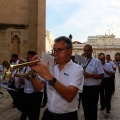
top-left (46, 30), bottom-right (54, 54)
top-left (72, 34), bottom-right (120, 60)
top-left (0, 0), bottom-right (46, 63)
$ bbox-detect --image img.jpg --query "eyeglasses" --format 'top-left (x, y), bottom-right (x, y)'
top-left (52, 48), bottom-right (70, 54)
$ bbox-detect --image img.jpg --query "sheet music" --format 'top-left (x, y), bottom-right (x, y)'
top-left (75, 54), bottom-right (85, 68)
top-left (41, 52), bottom-right (54, 75)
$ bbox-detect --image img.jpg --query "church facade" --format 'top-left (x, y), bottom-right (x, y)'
top-left (72, 34), bottom-right (120, 60)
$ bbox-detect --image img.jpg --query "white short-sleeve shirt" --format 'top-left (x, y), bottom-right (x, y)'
top-left (24, 66), bottom-right (35, 93)
top-left (46, 60), bottom-right (84, 113)
top-left (103, 63), bottom-right (115, 78)
top-left (24, 66), bottom-right (43, 93)
top-left (84, 57), bottom-right (104, 86)
top-left (108, 61), bottom-right (117, 69)
top-left (12, 68), bottom-right (26, 89)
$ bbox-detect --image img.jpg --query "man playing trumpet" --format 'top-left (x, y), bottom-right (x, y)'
top-left (27, 36), bottom-right (84, 120)
top-left (20, 51), bottom-right (43, 120)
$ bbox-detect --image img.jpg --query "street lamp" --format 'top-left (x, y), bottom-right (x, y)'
top-left (69, 34), bottom-right (72, 41)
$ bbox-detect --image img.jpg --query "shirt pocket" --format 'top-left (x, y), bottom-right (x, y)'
top-left (86, 64), bottom-right (96, 74)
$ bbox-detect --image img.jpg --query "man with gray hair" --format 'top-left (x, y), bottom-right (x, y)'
top-left (27, 36), bottom-right (84, 120)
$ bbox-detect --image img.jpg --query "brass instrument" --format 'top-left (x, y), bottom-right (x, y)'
top-left (2, 60), bottom-right (40, 78)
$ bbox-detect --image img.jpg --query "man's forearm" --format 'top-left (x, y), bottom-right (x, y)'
top-left (90, 74), bottom-right (104, 79)
top-left (31, 77), bottom-right (45, 92)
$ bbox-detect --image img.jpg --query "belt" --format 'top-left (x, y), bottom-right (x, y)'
top-left (47, 109), bottom-right (77, 118)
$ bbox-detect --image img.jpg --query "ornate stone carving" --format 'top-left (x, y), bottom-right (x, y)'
top-left (11, 31), bottom-right (21, 44)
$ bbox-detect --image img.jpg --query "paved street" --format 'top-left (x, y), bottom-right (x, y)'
top-left (0, 70), bottom-right (120, 120)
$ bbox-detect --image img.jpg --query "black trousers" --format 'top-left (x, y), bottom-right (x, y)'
top-left (78, 93), bottom-right (82, 109)
top-left (81, 85), bottom-right (100, 120)
top-left (7, 90), bottom-right (16, 103)
top-left (41, 86), bottom-right (47, 106)
top-left (111, 73), bottom-right (115, 93)
top-left (20, 92), bottom-right (43, 120)
top-left (41, 109), bottom-right (78, 120)
top-left (100, 77), bottom-right (113, 111)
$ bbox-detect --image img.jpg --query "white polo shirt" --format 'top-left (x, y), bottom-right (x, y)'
top-left (46, 60), bottom-right (84, 113)
top-left (84, 57), bottom-right (104, 86)
top-left (11, 60), bottom-right (19, 65)
top-left (24, 66), bottom-right (43, 93)
top-left (24, 66), bottom-right (35, 93)
top-left (107, 61), bottom-right (117, 69)
top-left (103, 62), bottom-right (115, 78)
top-left (12, 68), bottom-right (26, 89)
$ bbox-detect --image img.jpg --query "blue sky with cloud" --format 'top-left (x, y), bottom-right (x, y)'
top-left (46, 0), bottom-right (120, 42)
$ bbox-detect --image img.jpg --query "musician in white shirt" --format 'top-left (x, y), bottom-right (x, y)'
top-left (106, 54), bottom-right (117, 94)
top-left (20, 51), bottom-right (43, 120)
top-left (81, 44), bottom-right (104, 120)
top-left (27, 36), bottom-right (84, 120)
top-left (98, 53), bottom-right (115, 114)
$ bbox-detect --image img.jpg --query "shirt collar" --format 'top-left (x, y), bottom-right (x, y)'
top-left (85, 57), bottom-right (92, 62)
top-left (57, 60), bottom-right (73, 69)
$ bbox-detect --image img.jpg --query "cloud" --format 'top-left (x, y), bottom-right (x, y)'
top-left (46, 0), bottom-right (120, 42)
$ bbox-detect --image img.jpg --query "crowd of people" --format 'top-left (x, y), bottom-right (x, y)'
top-left (0, 36), bottom-right (119, 120)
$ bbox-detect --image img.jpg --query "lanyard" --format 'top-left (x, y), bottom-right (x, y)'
top-left (84, 57), bottom-right (92, 71)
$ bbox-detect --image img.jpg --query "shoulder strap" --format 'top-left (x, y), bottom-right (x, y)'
top-left (14, 69), bottom-right (18, 74)
top-left (24, 67), bottom-right (27, 72)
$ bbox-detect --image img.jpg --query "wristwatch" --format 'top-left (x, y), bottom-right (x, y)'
top-left (48, 77), bottom-right (56, 86)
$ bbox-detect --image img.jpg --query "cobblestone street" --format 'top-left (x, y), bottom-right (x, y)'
top-left (0, 70), bottom-right (120, 120)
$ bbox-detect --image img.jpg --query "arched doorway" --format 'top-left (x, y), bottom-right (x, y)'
top-left (11, 35), bottom-right (20, 55)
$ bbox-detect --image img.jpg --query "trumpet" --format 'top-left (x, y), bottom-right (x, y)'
top-left (2, 60), bottom-right (40, 78)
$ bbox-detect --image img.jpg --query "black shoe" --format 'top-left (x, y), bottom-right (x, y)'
top-left (106, 110), bottom-right (110, 114)
top-left (0, 92), bottom-right (3, 94)
top-left (100, 107), bottom-right (105, 110)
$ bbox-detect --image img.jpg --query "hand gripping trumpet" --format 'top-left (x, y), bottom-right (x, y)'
top-left (2, 60), bottom-right (40, 78)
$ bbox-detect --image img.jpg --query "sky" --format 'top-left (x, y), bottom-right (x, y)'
top-left (46, 0), bottom-right (120, 43)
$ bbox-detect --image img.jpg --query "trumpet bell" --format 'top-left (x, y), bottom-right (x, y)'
top-left (2, 60), bottom-right (40, 78)
top-left (5, 71), bottom-right (12, 78)
top-left (3, 60), bottom-right (10, 71)
top-left (2, 60), bottom-right (12, 78)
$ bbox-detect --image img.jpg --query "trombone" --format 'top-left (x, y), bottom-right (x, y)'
top-left (2, 60), bottom-right (40, 78)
